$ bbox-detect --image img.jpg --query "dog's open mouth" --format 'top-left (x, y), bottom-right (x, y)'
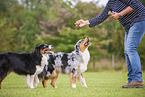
top-left (45, 50), bottom-right (54, 54)
top-left (44, 45), bottom-right (54, 54)
top-left (84, 37), bottom-right (91, 47)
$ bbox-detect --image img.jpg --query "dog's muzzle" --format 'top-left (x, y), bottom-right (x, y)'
top-left (84, 37), bottom-right (91, 47)
top-left (45, 45), bottom-right (54, 54)
top-left (48, 45), bottom-right (53, 49)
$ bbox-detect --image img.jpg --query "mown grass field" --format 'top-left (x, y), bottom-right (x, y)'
top-left (0, 72), bottom-right (145, 97)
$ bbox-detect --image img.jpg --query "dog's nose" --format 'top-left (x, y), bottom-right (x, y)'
top-left (86, 37), bottom-right (90, 40)
top-left (49, 45), bottom-right (53, 49)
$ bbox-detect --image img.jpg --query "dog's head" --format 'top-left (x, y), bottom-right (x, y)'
top-left (35, 44), bottom-right (53, 55)
top-left (75, 37), bottom-right (91, 52)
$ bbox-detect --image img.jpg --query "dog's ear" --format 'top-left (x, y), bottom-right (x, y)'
top-left (74, 39), bottom-right (82, 50)
top-left (75, 45), bottom-right (78, 50)
top-left (35, 46), bottom-right (40, 54)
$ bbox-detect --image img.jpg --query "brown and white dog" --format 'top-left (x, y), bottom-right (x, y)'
top-left (38, 37), bottom-right (91, 88)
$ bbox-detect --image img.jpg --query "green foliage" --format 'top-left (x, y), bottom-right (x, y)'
top-left (0, 0), bottom-right (145, 70)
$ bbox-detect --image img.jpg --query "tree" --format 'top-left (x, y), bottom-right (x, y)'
top-left (0, 0), bottom-right (145, 70)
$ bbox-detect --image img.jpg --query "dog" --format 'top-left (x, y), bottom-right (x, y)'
top-left (26, 49), bottom-right (54, 88)
top-left (0, 44), bottom-right (52, 89)
top-left (38, 37), bottom-right (91, 88)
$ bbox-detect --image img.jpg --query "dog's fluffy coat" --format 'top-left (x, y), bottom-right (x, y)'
top-left (37, 37), bottom-right (91, 88)
top-left (0, 44), bottom-right (51, 89)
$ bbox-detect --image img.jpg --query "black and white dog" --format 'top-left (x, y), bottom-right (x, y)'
top-left (26, 45), bottom-right (53, 89)
top-left (0, 44), bottom-right (52, 89)
top-left (37, 37), bottom-right (91, 88)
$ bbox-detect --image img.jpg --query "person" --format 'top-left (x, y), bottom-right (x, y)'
top-left (75, 0), bottom-right (145, 88)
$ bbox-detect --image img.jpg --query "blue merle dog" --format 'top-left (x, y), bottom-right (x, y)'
top-left (38, 37), bottom-right (91, 88)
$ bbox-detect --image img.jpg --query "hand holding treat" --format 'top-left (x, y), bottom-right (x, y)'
top-left (75, 19), bottom-right (90, 27)
top-left (75, 21), bottom-right (80, 26)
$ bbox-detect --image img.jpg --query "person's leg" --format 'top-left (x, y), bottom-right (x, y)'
top-left (127, 21), bottom-right (145, 81)
top-left (124, 32), bottom-right (132, 84)
top-left (123, 20), bottom-right (145, 88)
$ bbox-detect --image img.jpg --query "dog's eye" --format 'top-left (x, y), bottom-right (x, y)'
top-left (81, 39), bottom-right (84, 42)
top-left (44, 45), bottom-right (48, 48)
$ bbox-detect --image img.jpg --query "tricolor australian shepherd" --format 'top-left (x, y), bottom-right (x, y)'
top-left (38, 37), bottom-right (91, 88)
top-left (0, 44), bottom-right (52, 89)
top-left (26, 48), bottom-right (54, 88)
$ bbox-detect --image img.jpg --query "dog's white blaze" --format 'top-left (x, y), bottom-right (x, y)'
top-left (80, 48), bottom-right (90, 73)
top-left (36, 54), bottom-right (48, 74)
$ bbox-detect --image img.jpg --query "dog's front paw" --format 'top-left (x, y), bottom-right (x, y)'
top-left (34, 84), bottom-right (38, 88)
top-left (54, 86), bottom-right (58, 88)
top-left (72, 84), bottom-right (76, 88)
top-left (30, 85), bottom-right (35, 89)
top-left (80, 82), bottom-right (87, 88)
top-left (84, 84), bottom-right (88, 88)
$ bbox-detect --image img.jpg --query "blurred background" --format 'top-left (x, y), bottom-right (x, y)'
top-left (0, 0), bottom-right (145, 72)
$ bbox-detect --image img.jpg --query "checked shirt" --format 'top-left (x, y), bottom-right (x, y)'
top-left (89, 0), bottom-right (145, 32)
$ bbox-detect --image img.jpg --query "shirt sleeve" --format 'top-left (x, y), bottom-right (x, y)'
top-left (119, 0), bottom-right (139, 10)
top-left (88, 1), bottom-right (111, 28)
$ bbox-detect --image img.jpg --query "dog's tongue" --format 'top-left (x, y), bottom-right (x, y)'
top-left (45, 51), bottom-right (54, 54)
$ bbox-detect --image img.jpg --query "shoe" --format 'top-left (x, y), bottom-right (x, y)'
top-left (122, 81), bottom-right (144, 88)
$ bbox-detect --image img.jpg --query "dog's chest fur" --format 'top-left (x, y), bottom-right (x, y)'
top-left (80, 49), bottom-right (90, 73)
top-left (36, 54), bottom-right (48, 74)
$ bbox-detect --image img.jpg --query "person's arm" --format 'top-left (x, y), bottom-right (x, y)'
top-left (110, 0), bottom-right (139, 20)
top-left (120, 6), bottom-right (134, 16)
top-left (75, 1), bottom-right (111, 27)
top-left (120, 0), bottom-right (139, 10)
top-left (110, 6), bottom-right (134, 20)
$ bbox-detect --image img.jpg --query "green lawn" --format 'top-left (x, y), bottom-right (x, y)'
top-left (0, 72), bottom-right (145, 97)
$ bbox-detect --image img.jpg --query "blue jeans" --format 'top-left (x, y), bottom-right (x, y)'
top-left (124, 20), bottom-right (145, 84)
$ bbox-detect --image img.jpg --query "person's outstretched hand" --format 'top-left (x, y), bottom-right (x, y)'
top-left (75, 19), bottom-right (90, 27)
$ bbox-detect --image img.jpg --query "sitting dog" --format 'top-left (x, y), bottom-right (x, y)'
top-left (0, 44), bottom-right (52, 89)
top-left (38, 37), bottom-right (91, 88)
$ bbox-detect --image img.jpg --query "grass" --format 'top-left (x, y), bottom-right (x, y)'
top-left (0, 72), bottom-right (145, 97)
